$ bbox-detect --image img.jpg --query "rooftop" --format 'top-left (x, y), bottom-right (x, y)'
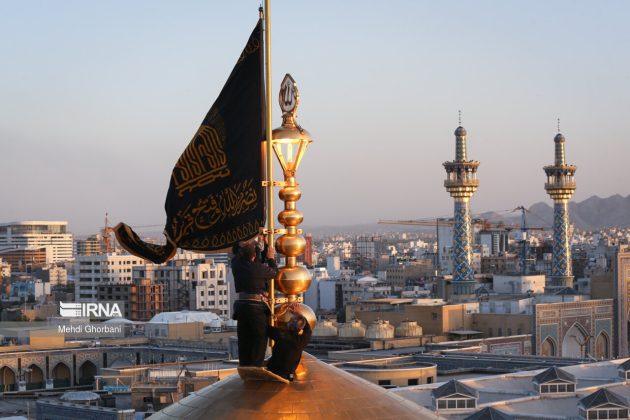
top-left (533, 366), bottom-right (576, 384)
top-left (432, 379), bottom-right (477, 399)
top-left (148, 311), bottom-right (221, 325)
top-left (393, 358), bottom-right (630, 419)
top-left (464, 407), bottom-right (513, 420)
top-left (579, 388), bottom-right (627, 409)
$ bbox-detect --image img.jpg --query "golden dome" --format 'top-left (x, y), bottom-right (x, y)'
top-left (148, 353), bottom-right (434, 419)
top-left (275, 302), bottom-right (317, 331)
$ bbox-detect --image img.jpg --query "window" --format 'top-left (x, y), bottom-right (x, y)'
top-left (408, 379), bottom-right (419, 386)
top-left (378, 380), bottom-right (391, 386)
top-left (498, 328), bottom-right (503, 336)
top-left (540, 382), bottom-right (574, 394)
top-left (585, 408), bottom-right (628, 419)
top-left (427, 377), bottom-right (433, 384)
top-left (432, 312), bottom-right (438, 320)
top-left (507, 328), bottom-right (512, 336)
top-left (436, 398), bottom-right (476, 410)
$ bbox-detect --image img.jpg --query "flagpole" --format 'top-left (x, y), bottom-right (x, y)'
top-left (263, 0), bottom-right (275, 323)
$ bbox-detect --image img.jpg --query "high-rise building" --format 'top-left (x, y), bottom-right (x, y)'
top-left (96, 278), bottom-right (166, 321)
top-left (131, 278), bottom-right (166, 321)
top-left (0, 221), bottom-right (73, 262)
top-left (189, 263), bottom-right (230, 316)
top-left (443, 124), bottom-right (479, 299)
top-left (134, 253), bottom-right (230, 317)
top-left (327, 256), bottom-right (341, 276)
top-left (76, 234), bottom-right (103, 256)
top-left (0, 246), bottom-right (48, 273)
top-left (96, 283), bottom-right (132, 318)
top-left (478, 228), bottom-right (509, 256)
top-left (75, 253), bottom-right (146, 302)
top-left (353, 236), bottom-right (382, 272)
top-left (543, 131), bottom-right (577, 291)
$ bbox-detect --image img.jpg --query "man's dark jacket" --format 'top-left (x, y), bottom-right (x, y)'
top-left (232, 254), bottom-right (278, 295)
top-left (267, 323), bottom-right (312, 379)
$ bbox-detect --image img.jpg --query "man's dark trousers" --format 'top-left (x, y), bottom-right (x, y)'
top-left (234, 300), bottom-right (269, 366)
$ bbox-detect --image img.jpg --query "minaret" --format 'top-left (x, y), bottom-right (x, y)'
top-left (443, 118), bottom-right (479, 300)
top-left (544, 126), bottom-right (577, 290)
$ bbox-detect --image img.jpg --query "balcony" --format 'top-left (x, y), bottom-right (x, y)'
top-left (545, 181), bottom-right (576, 190)
top-left (444, 179), bottom-right (480, 188)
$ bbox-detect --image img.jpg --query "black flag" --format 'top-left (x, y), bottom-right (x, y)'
top-left (114, 20), bottom-right (265, 263)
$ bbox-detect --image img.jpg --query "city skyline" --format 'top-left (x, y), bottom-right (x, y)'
top-left (2, 1), bottom-right (629, 234)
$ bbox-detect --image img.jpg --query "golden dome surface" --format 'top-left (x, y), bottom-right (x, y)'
top-left (148, 353), bottom-right (434, 419)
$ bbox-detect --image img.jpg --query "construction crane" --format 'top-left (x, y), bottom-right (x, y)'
top-left (378, 217), bottom-right (520, 235)
top-left (101, 213), bottom-right (113, 253)
top-left (379, 210), bottom-right (549, 273)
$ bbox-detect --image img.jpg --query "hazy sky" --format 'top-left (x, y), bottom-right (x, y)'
top-left (1, 1), bottom-right (629, 235)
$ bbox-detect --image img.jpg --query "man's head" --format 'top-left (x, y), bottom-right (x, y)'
top-left (287, 313), bottom-right (307, 334)
top-left (239, 243), bottom-right (257, 261)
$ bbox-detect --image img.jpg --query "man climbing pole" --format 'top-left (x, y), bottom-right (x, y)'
top-left (231, 238), bottom-right (277, 366)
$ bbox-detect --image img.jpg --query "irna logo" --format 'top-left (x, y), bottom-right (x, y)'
top-left (60, 301), bottom-right (123, 319)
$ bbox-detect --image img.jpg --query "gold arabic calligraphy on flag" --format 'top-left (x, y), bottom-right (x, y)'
top-left (172, 124), bottom-right (230, 197)
top-left (170, 178), bottom-right (259, 248)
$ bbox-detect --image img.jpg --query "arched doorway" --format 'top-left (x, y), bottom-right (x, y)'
top-left (541, 337), bottom-right (556, 357)
top-left (51, 362), bottom-right (71, 388)
top-left (78, 361), bottom-right (97, 385)
top-left (0, 367), bottom-right (16, 391)
top-left (595, 332), bottom-right (610, 359)
top-left (26, 364), bottom-right (44, 390)
top-left (562, 323), bottom-right (588, 358)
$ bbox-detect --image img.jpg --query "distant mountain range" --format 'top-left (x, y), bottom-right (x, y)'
top-left (126, 194), bottom-right (630, 239)
top-left (481, 194), bottom-right (630, 231)
top-left (301, 194), bottom-right (630, 237)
